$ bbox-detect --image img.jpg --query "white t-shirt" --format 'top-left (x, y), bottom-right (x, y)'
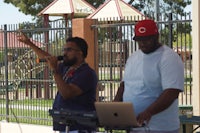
top-left (123, 45), bottom-right (184, 131)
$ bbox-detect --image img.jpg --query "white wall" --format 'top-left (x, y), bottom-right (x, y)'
top-left (192, 0), bottom-right (200, 115)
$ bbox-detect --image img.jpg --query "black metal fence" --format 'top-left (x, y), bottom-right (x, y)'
top-left (0, 13), bottom-right (192, 126)
top-left (0, 19), bottom-right (71, 125)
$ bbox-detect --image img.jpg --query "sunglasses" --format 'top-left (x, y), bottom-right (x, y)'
top-left (63, 47), bottom-right (80, 52)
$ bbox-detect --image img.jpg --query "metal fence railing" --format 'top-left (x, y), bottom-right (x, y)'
top-left (0, 19), bottom-right (71, 125)
top-left (94, 13), bottom-right (192, 106)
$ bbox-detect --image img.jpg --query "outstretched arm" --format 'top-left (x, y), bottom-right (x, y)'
top-left (17, 32), bottom-right (50, 58)
top-left (17, 32), bottom-right (83, 99)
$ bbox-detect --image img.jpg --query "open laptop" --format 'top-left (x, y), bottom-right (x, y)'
top-left (95, 102), bottom-right (139, 129)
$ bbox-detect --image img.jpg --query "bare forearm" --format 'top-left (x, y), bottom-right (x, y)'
top-left (137, 89), bottom-right (181, 125)
top-left (53, 71), bottom-right (82, 99)
top-left (17, 32), bottom-right (50, 58)
top-left (27, 40), bottom-right (50, 58)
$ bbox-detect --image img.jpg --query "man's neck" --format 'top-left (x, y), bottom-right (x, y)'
top-left (72, 60), bottom-right (85, 69)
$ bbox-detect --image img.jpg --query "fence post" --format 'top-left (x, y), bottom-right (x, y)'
top-left (3, 24), bottom-right (9, 122)
top-left (43, 14), bottom-right (50, 99)
top-left (168, 13), bottom-right (173, 48)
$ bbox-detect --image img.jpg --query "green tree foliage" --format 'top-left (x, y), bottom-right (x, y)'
top-left (86, 0), bottom-right (104, 8)
top-left (4, 0), bottom-right (53, 16)
top-left (129, 0), bottom-right (191, 17)
top-left (162, 0), bottom-right (191, 16)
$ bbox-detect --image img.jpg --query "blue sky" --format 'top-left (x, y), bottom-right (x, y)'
top-left (0, 0), bottom-right (191, 26)
top-left (0, 1), bottom-right (33, 25)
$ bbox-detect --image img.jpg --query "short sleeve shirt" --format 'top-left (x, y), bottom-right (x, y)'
top-left (123, 45), bottom-right (184, 131)
top-left (53, 63), bottom-right (98, 131)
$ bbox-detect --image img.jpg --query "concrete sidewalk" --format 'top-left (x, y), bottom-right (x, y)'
top-left (0, 121), bottom-right (58, 133)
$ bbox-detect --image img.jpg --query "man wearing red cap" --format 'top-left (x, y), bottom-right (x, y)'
top-left (114, 19), bottom-right (184, 133)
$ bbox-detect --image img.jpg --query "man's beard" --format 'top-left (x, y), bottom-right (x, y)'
top-left (63, 57), bottom-right (77, 66)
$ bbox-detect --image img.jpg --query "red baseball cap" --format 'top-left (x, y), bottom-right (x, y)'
top-left (133, 19), bottom-right (159, 41)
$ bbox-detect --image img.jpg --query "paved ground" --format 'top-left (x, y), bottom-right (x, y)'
top-left (0, 121), bottom-right (58, 133)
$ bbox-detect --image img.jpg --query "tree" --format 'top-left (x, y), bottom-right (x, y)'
top-left (128, 0), bottom-right (191, 17)
top-left (162, 0), bottom-right (191, 16)
top-left (4, 0), bottom-right (53, 16)
top-left (86, 0), bottom-right (104, 8)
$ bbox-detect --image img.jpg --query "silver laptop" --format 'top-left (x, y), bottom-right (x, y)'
top-left (95, 102), bottom-right (139, 129)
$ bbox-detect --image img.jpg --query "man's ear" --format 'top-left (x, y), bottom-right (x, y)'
top-left (78, 51), bottom-right (84, 58)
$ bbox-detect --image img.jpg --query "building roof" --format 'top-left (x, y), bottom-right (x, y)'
top-left (87, 0), bottom-right (145, 21)
top-left (38, 0), bottom-right (96, 17)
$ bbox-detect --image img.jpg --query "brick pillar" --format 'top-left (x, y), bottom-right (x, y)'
top-left (72, 18), bottom-right (98, 72)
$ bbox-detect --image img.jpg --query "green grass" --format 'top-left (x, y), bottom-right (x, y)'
top-left (0, 106), bottom-right (52, 125)
top-left (9, 99), bottom-right (53, 106)
top-left (0, 99), bottom-right (53, 125)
